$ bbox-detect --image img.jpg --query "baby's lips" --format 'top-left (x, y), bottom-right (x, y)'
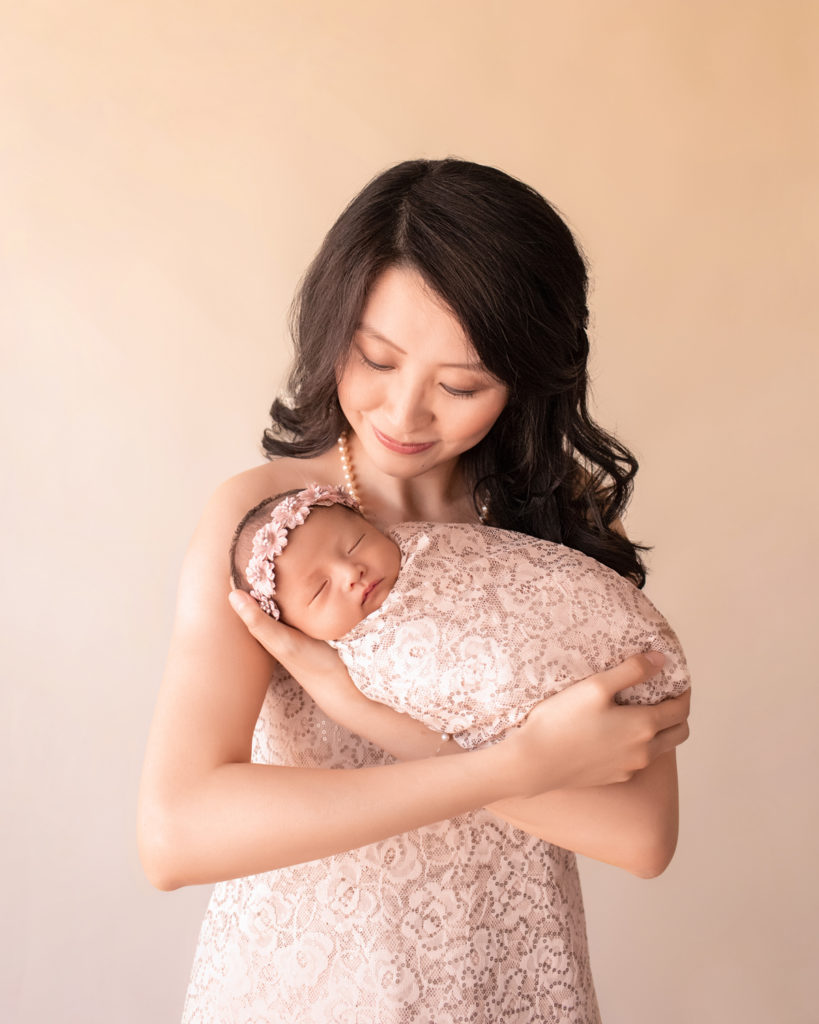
top-left (361, 578), bottom-right (382, 605)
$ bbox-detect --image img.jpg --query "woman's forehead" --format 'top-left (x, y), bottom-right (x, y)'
top-left (360, 267), bottom-right (478, 364)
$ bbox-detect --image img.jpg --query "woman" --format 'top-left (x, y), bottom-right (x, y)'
top-left (138, 159), bottom-right (690, 1023)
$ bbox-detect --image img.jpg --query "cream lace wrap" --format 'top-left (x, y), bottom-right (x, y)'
top-left (331, 522), bottom-right (689, 749)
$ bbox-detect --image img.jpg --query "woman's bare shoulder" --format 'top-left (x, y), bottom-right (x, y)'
top-left (166, 449), bottom-right (344, 696)
top-left (207, 450), bottom-right (343, 530)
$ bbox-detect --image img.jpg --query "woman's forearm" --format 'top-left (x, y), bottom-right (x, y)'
top-left (291, 664), bottom-right (460, 762)
top-left (268, 679), bottom-right (680, 879)
top-left (139, 671), bottom-right (686, 889)
top-left (269, 634), bottom-right (685, 878)
top-left (295, 662), bottom-right (682, 878)
top-left (338, 698), bottom-right (680, 879)
top-left (142, 468), bottom-right (689, 891)
top-left (139, 481), bottom-right (524, 891)
top-left (486, 751), bottom-right (680, 878)
top-left (139, 739), bottom-right (517, 890)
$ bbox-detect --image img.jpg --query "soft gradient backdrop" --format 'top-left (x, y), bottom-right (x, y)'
top-left (3, 2), bottom-right (817, 1021)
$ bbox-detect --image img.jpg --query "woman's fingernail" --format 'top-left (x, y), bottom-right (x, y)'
top-left (646, 650), bottom-right (665, 667)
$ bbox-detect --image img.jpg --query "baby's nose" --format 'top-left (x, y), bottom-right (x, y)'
top-left (340, 561), bottom-right (364, 588)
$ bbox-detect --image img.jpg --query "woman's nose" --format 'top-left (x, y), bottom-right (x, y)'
top-left (382, 379), bottom-right (434, 435)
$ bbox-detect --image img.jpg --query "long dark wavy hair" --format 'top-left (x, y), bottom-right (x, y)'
top-left (263, 159), bottom-right (647, 585)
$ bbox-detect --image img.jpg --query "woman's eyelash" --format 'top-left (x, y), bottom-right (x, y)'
top-left (359, 350), bottom-right (478, 397)
top-left (441, 384), bottom-right (478, 399)
top-left (359, 353), bottom-right (392, 371)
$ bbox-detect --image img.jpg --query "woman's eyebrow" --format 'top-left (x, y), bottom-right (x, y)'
top-left (356, 323), bottom-right (485, 372)
top-left (357, 324), bottom-right (406, 353)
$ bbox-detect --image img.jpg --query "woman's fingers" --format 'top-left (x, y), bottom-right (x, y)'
top-left (651, 690), bottom-right (692, 751)
top-left (589, 652), bottom-right (692, 741)
top-left (229, 589), bottom-right (291, 657)
top-left (228, 589), bottom-right (342, 684)
top-left (510, 653), bottom-right (692, 794)
top-left (649, 719), bottom-right (691, 760)
top-left (652, 686), bottom-right (691, 731)
top-left (592, 651), bottom-right (666, 698)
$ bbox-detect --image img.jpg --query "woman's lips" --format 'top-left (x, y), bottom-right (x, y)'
top-left (372, 425), bottom-right (435, 455)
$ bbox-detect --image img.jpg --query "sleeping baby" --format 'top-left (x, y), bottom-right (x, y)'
top-left (230, 484), bottom-right (690, 750)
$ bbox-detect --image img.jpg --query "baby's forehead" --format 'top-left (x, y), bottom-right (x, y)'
top-left (280, 503), bottom-right (361, 557)
top-left (304, 503), bottom-right (361, 529)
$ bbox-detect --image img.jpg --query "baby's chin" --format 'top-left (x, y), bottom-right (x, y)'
top-left (293, 612), bottom-right (367, 643)
top-left (329, 611), bottom-right (369, 642)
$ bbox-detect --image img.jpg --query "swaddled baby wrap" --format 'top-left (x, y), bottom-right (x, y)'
top-left (331, 521), bottom-right (689, 750)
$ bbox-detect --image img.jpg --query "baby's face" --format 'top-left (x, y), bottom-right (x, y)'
top-left (274, 505), bottom-right (401, 640)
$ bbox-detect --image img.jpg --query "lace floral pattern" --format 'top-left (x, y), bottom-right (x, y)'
top-left (183, 666), bottom-right (602, 1023)
top-left (332, 523), bottom-right (690, 749)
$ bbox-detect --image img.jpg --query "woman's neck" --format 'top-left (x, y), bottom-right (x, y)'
top-left (342, 430), bottom-right (476, 527)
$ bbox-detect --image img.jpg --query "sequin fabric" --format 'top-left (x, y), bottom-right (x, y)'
top-left (183, 663), bottom-right (602, 1023)
top-left (182, 522), bottom-right (688, 1023)
top-left (331, 523), bottom-right (690, 750)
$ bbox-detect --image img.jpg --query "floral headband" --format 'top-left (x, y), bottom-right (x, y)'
top-left (245, 484), bottom-right (360, 619)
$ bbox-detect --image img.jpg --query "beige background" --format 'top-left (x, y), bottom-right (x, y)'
top-left (3, 2), bottom-right (817, 1021)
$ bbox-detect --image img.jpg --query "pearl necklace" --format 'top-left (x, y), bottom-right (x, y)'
top-left (337, 430), bottom-right (364, 515)
top-left (337, 429), bottom-right (490, 524)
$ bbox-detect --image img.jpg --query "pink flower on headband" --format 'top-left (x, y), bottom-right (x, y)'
top-left (245, 485), bottom-right (359, 619)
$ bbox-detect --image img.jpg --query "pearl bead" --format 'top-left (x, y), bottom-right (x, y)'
top-left (337, 429), bottom-right (489, 524)
top-left (337, 431), bottom-right (364, 514)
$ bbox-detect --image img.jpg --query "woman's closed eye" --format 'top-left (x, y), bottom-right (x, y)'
top-left (441, 383), bottom-right (479, 399)
top-left (359, 352), bottom-right (392, 372)
top-left (360, 352), bottom-right (480, 398)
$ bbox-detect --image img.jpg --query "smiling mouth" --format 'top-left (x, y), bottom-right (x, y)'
top-left (372, 426), bottom-right (435, 454)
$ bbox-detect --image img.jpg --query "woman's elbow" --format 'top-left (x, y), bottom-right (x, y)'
top-left (140, 844), bottom-right (184, 892)
top-left (137, 796), bottom-right (187, 891)
top-left (628, 827), bottom-right (678, 879)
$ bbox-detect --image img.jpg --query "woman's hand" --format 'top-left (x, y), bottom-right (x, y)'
top-left (228, 590), bottom-right (456, 760)
top-left (228, 590), bottom-right (345, 693)
top-left (500, 652), bottom-right (691, 797)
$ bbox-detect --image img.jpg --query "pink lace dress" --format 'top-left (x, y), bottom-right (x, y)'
top-left (183, 667), bottom-right (600, 1023)
top-left (182, 523), bottom-right (687, 1023)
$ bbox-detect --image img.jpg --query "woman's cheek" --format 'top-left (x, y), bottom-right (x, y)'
top-left (337, 363), bottom-right (376, 415)
top-left (457, 392), bottom-right (508, 443)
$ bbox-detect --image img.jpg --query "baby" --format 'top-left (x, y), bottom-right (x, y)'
top-left (230, 484), bottom-right (690, 750)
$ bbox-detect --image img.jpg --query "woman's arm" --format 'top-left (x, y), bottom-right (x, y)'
top-left (137, 474), bottom-right (528, 888)
top-left (486, 752), bottom-right (680, 878)
top-left (335, 682), bottom-right (684, 879)
top-left (138, 476), bottom-right (522, 888)
top-left (228, 594), bottom-right (689, 879)
top-left (138, 474), bottom-right (689, 890)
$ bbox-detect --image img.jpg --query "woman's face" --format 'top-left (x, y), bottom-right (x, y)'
top-left (336, 266), bottom-right (509, 482)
